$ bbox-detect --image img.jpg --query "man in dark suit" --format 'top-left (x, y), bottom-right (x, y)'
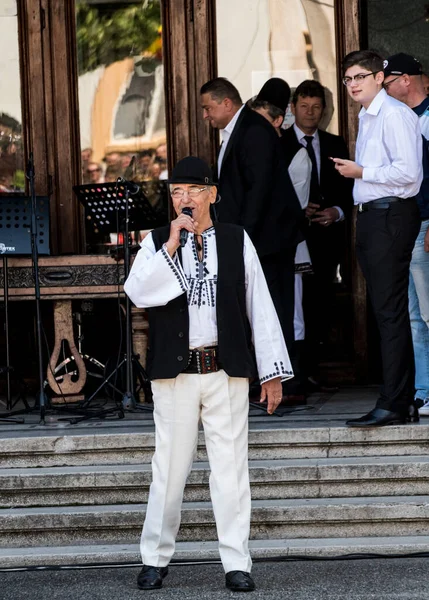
top-left (282, 80), bottom-right (353, 391)
top-left (200, 77), bottom-right (303, 355)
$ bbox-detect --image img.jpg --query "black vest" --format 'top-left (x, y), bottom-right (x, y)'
top-left (146, 222), bottom-right (257, 380)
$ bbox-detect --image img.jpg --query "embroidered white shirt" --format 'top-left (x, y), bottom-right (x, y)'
top-left (124, 227), bottom-right (292, 383)
top-left (354, 88), bottom-right (423, 205)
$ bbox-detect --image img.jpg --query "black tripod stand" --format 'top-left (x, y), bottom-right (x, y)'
top-left (69, 177), bottom-right (162, 423)
top-left (0, 190), bottom-right (50, 423)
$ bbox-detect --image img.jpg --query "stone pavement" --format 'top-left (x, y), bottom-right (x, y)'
top-left (2, 558), bottom-right (429, 599)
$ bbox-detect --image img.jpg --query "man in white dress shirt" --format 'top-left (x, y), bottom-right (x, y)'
top-left (333, 50), bottom-right (423, 427)
top-left (124, 156), bottom-right (292, 592)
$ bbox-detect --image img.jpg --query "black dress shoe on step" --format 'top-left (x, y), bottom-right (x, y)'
top-left (225, 571), bottom-right (255, 592)
top-left (346, 408), bottom-right (407, 428)
top-left (137, 565), bottom-right (168, 590)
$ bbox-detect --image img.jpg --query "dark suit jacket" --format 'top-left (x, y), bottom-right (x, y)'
top-left (215, 106), bottom-right (303, 258)
top-left (281, 126), bottom-right (353, 217)
top-left (281, 126), bottom-right (353, 266)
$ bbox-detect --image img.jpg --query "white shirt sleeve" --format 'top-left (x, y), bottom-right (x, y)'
top-left (362, 110), bottom-right (423, 186)
top-left (243, 232), bottom-right (293, 383)
top-left (124, 233), bottom-right (189, 308)
top-left (288, 148), bottom-right (311, 209)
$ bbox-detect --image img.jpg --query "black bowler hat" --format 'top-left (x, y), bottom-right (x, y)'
top-left (384, 53), bottom-right (423, 77)
top-left (168, 156), bottom-right (217, 186)
top-left (256, 77), bottom-right (291, 112)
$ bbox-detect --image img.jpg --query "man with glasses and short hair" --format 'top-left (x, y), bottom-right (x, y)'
top-left (333, 50), bottom-right (422, 427)
top-left (125, 156), bottom-right (292, 592)
top-left (383, 53), bottom-right (429, 417)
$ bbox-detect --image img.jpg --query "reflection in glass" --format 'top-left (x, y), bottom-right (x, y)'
top-left (0, 2), bottom-right (24, 194)
top-left (216, 0), bottom-right (338, 133)
top-left (75, 0), bottom-right (169, 252)
top-left (366, 0), bottom-right (428, 74)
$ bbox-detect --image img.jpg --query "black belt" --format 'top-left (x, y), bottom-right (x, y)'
top-left (357, 196), bottom-right (414, 212)
top-left (183, 346), bottom-right (220, 375)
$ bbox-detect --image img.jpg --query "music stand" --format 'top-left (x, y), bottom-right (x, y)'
top-left (72, 181), bottom-right (161, 421)
top-left (0, 195), bottom-right (50, 423)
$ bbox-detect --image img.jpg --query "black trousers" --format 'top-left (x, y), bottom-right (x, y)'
top-left (260, 248), bottom-right (296, 353)
top-left (356, 199), bottom-right (420, 412)
top-left (303, 237), bottom-right (340, 378)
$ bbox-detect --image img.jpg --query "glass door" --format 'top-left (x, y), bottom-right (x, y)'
top-left (0, 0), bottom-right (24, 194)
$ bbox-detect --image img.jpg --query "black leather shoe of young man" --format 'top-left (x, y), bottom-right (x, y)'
top-left (137, 565), bottom-right (168, 590)
top-left (225, 571), bottom-right (255, 592)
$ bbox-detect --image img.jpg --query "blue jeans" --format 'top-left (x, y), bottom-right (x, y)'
top-left (409, 220), bottom-right (429, 401)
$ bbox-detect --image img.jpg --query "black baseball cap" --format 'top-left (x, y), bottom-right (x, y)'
top-left (384, 53), bottom-right (423, 77)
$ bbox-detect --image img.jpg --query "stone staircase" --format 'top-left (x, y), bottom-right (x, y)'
top-left (1, 424), bottom-right (429, 567)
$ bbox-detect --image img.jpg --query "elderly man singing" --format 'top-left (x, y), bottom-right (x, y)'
top-left (124, 156), bottom-right (292, 593)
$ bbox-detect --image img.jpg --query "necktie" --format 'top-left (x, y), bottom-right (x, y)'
top-left (304, 135), bottom-right (320, 204)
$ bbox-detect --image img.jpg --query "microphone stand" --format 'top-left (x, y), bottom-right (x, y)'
top-left (27, 153), bottom-right (49, 424)
top-left (120, 179), bottom-right (151, 412)
top-left (122, 181), bottom-right (135, 410)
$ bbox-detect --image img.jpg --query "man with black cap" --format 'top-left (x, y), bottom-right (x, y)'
top-left (200, 77), bottom-right (303, 359)
top-left (125, 156), bottom-right (292, 592)
top-left (384, 53), bottom-right (429, 417)
top-left (250, 77), bottom-right (312, 400)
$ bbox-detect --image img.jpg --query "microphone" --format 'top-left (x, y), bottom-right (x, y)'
top-left (117, 176), bottom-right (140, 195)
top-left (118, 156), bottom-right (139, 194)
top-left (180, 207), bottom-right (193, 247)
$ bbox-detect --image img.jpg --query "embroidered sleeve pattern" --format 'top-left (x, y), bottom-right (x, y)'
top-left (161, 244), bottom-right (188, 293)
top-left (259, 361), bottom-right (294, 384)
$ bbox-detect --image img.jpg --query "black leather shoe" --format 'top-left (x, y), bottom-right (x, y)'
top-left (137, 565), bottom-right (168, 590)
top-left (346, 408), bottom-right (407, 428)
top-left (225, 571), bottom-right (255, 592)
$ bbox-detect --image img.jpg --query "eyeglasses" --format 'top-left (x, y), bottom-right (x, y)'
top-left (342, 71), bottom-right (380, 86)
top-left (170, 187), bottom-right (208, 200)
top-left (383, 76), bottom-right (402, 89)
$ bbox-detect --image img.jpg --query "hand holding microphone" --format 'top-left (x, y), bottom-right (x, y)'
top-left (165, 207), bottom-right (196, 257)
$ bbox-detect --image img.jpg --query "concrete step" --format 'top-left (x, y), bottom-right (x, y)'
top-left (1, 496), bottom-right (429, 548)
top-left (2, 425), bottom-right (429, 468)
top-left (2, 536), bottom-right (429, 568)
top-left (2, 455), bottom-right (429, 507)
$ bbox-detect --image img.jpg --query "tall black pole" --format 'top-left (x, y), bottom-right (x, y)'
top-left (27, 153), bottom-right (48, 423)
top-left (122, 184), bottom-right (136, 410)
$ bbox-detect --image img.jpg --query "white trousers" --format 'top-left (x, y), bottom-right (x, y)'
top-left (141, 370), bottom-right (252, 573)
